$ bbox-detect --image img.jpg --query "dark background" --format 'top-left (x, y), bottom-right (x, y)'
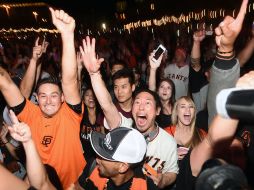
top-left (0, 0), bottom-right (251, 30)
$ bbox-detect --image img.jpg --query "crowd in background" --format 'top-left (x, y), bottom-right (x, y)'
top-left (0, 1), bottom-right (254, 189)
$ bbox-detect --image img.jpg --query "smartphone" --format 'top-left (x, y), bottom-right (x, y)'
top-left (152, 44), bottom-right (166, 62)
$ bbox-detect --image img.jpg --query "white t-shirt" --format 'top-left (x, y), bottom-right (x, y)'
top-left (119, 116), bottom-right (178, 174)
top-left (145, 127), bottom-right (179, 174)
top-left (104, 112), bottom-right (133, 130)
top-left (164, 63), bottom-right (189, 100)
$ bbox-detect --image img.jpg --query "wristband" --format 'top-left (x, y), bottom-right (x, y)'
top-left (216, 52), bottom-right (235, 60)
top-left (2, 141), bottom-right (9, 145)
top-left (217, 49), bottom-right (234, 54)
top-left (89, 71), bottom-right (100, 76)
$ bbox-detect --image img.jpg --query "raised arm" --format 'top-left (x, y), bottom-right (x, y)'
top-left (192, 0), bottom-right (249, 176)
top-left (0, 67), bottom-right (24, 107)
top-left (0, 164), bottom-right (29, 190)
top-left (8, 110), bottom-right (56, 190)
top-left (191, 115), bottom-right (239, 176)
top-left (207, 0), bottom-right (248, 124)
top-left (35, 40), bottom-right (49, 86)
top-left (20, 37), bottom-right (44, 98)
top-left (237, 28), bottom-right (254, 67)
top-left (190, 30), bottom-right (205, 72)
top-left (80, 36), bottom-right (121, 129)
top-left (148, 51), bottom-right (163, 91)
top-left (49, 8), bottom-right (80, 104)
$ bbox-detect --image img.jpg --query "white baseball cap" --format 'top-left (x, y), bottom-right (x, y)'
top-left (90, 127), bottom-right (147, 163)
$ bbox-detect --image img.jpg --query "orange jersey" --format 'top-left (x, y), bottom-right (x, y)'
top-left (89, 166), bottom-right (147, 190)
top-left (18, 100), bottom-right (86, 189)
top-left (165, 125), bottom-right (207, 139)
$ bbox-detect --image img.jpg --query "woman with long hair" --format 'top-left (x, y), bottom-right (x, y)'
top-left (148, 51), bottom-right (175, 128)
top-left (165, 96), bottom-right (206, 160)
top-left (80, 87), bottom-right (102, 161)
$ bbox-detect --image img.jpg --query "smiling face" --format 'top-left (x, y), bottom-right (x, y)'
top-left (132, 92), bottom-right (160, 134)
top-left (36, 83), bottom-right (64, 117)
top-left (83, 89), bottom-right (95, 108)
top-left (158, 81), bottom-right (172, 102)
top-left (114, 78), bottom-right (134, 104)
top-left (175, 98), bottom-right (195, 127)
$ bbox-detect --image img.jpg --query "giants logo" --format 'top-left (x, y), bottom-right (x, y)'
top-left (41, 136), bottom-right (53, 147)
top-left (145, 156), bottom-right (165, 170)
top-left (104, 133), bottom-right (113, 150)
top-left (168, 74), bottom-right (188, 82)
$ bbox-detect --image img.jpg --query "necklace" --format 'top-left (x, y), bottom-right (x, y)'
top-left (144, 125), bottom-right (159, 143)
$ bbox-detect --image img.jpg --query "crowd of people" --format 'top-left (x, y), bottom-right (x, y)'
top-left (0, 0), bottom-right (253, 189)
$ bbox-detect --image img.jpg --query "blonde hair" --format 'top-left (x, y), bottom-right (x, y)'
top-left (171, 96), bottom-right (203, 148)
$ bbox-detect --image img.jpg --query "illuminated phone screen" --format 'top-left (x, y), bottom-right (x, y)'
top-left (154, 47), bottom-right (164, 60)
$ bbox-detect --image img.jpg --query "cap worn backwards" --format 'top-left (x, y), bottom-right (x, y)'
top-left (90, 127), bottom-right (147, 164)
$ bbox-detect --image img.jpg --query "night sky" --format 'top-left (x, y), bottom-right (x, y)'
top-left (0, 0), bottom-right (253, 30)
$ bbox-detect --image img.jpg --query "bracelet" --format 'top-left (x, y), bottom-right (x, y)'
top-left (2, 141), bottom-right (9, 145)
top-left (89, 71), bottom-right (100, 76)
top-left (216, 52), bottom-right (235, 60)
top-left (217, 49), bottom-right (234, 54)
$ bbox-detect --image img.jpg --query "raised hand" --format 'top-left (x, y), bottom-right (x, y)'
top-left (215, 0), bottom-right (248, 51)
top-left (79, 36), bottom-right (104, 75)
top-left (193, 30), bottom-right (205, 42)
top-left (148, 50), bottom-right (163, 70)
top-left (8, 110), bottom-right (32, 143)
top-left (49, 7), bottom-right (75, 36)
top-left (31, 37), bottom-right (43, 61)
top-left (42, 39), bottom-right (49, 54)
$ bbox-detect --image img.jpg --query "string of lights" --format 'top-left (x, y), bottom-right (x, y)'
top-left (124, 2), bottom-right (254, 31)
top-left (0, 2), bottom-right (47, 8)
top-left (0, 2), bottom-right (253, 37)
top-left (0, 28), bottom-right (59, 34)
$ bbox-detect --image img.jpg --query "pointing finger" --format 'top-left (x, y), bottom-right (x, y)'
top-left (49, 7), bottom-right (56, 24)
top-left (9, 110), bottom-right (19, 125)
top-left (235, 0), bottom-right (248, 24)
top-left (35, 37), bottom-right (39, 46)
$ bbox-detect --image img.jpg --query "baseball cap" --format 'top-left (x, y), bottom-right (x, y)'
top-left (90, 127), bottom-right (147, 163)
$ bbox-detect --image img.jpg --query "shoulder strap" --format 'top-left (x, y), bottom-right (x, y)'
top-left (87, 159), bottom-right (97, 177)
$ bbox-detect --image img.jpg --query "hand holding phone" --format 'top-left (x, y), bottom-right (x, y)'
top-left (152, 44), bottom-right (166, 62)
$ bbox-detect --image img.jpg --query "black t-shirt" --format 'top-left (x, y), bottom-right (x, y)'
top-left (156, 113), bottom-right (172, 129)
top-left (175, 151), bottom-right (196, 190)
top-left (11, 98), bottom-right (82, 116)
